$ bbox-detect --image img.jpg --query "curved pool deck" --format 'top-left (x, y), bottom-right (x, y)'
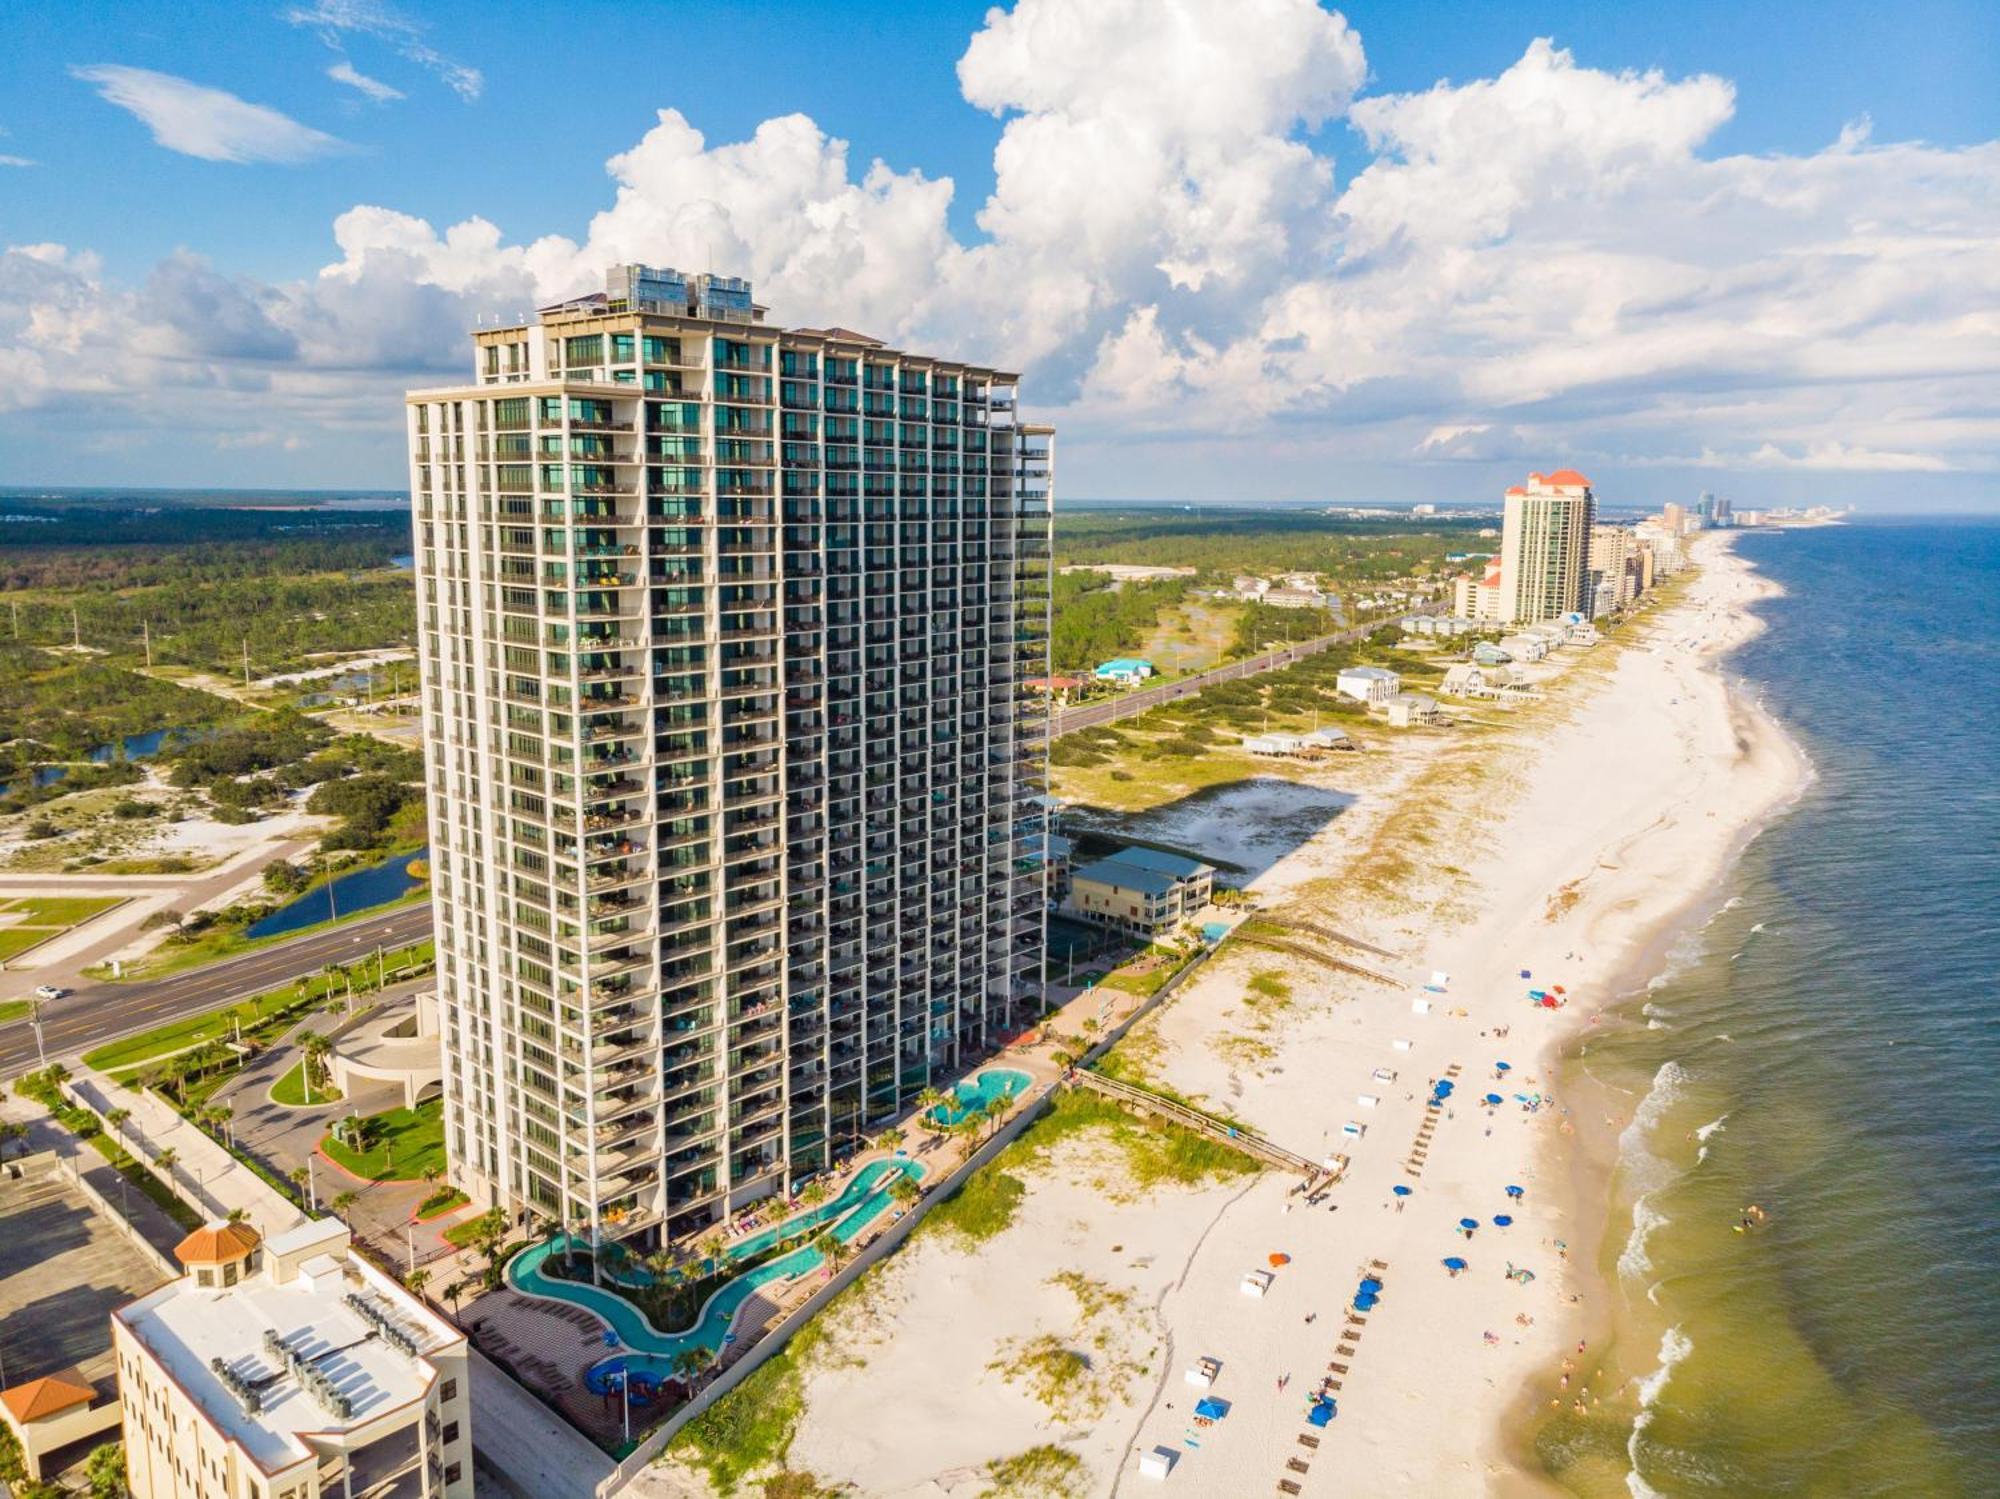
top-left (927, 1067), bottom-right (1033, 1128)
top-left (505, 1156), bottom-right (923, 1376)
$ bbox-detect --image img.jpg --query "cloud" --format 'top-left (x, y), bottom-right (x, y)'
top-left (327, 60), bottom-right (403, 103)
top-left (0, 155), bottom-right (32, 168)
top-left (14, 5), bottom-right (2000, 496)
top-left (70, 64), bottom-right (345, 163)
top-left (287, 1), bottom-right (482, 102)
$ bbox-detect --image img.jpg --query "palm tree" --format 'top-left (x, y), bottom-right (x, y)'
top-left (296, 1030), bottom-right (329, 1103)
top-left (225, 1206), bottom-right (249, 1224)
top-left (982, 1095), bottom-right (1010, 1141)
top-left (913, 1086), bottom-right (950, 1136)
top-left (874, 1126), bottom-right (905, 1154)
top-left (445, 1278), bottom-right (473, 1314)
top-left (814, 1229), bottom-right (855, 1284)
top-left (331, 1189), bottom-right (359, 1218)
top-left (154, 1147), bottom-right (178, 1180)
top-left (104, 1106), bottom-right (131, 1135)
top-left (405, 1267), bottom-right (432, 1299)
top-left (889, 1173), bottom-right (920, 1206)
top-left (289, 1165), bottom-right (312, 1209)
top-left (671, 1346), bottom-right (713, 1390)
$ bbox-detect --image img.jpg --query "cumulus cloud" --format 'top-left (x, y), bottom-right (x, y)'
top-left (15, 4), bottom-right (2000, 494)
top-left (0, 155), bottom-right (32, 168)
top-left (327, 60), bottom-right (404, 104)
top-left (287, 0), bottom-right (483, 102)
top-left (71, 64), bottom-right (346, 163)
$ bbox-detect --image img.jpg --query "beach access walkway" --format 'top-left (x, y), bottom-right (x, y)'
top-left (1071, 1071), bottom-right (1323, 1177)
top-left (1229, 923), bottom-right (1402, 988)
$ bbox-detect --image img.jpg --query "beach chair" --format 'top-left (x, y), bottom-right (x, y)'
top-left (1298, 1433), bottom-right (1321, 1449)
top-left (1336, 1343), bottom-right (1356, 1358)
top-left (1278, 1481), bottom-right (1303, 1495)
top-left (1369, 1259), bottom-right (1388, 1270)
top-left (1288, 1457), bottom-right (1312, 1473)
top-left (1330, 1361), bottom-right (1350, 1374)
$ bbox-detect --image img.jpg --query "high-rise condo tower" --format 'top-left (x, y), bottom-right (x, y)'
top-left (407, 265), bottom-right (1053, 1248)
top-left (1499, 469), bottom-right (1595, 623)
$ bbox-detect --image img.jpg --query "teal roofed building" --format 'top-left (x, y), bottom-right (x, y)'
top-left (1094, 658), bottom-right (1155, 685)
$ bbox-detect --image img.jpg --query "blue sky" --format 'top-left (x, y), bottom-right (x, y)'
top-left (2, 0), bottom-right (1997, 507)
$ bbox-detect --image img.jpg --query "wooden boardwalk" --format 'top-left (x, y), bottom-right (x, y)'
top-left (1071, 1071), bottom-right (1324, 1177)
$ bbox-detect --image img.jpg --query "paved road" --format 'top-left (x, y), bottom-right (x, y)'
top-left (1052, 614), bottom-right (1418, 736)
top-left (0, 902), bottom-right (434, 1076)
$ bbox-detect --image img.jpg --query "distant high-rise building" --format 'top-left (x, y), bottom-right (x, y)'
top-left (1587, 524), bottom-right (1642, 616)
top-left (1661, 502), bottom-right (1688, 536)
top-left (1711, 495), bottom-right (1733, 527)
top-left (406, 264), bottom-right (1054, 1249)
top-left (1499, 470), bottom-right (1596, 623)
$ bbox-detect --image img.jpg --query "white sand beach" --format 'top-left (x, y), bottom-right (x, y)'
top-left (649, 534), bottom-right (1809, 1498)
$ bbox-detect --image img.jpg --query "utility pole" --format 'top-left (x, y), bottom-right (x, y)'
top-left (28, 997), bottom-right (47, 1069)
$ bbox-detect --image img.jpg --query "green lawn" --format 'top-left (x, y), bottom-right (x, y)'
top-left (321, 1096), bottom-right (445, 1182)
top-left (271, 1059), bottom-right (341, 1107)
top-left (83, 939), bottom-right (432, 1074)
top-left (0, 895), bottom-right (122, 927)
top-left (0, 928), bottom-right (48, 963)
top-left (0, 999), bottom-right (27, 1023)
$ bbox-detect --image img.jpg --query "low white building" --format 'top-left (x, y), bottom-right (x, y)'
top-left (1440, 663), bottom-right (1497, 699)
top-left (1244, 725), bottom-right (1354, 757)
top-left (113, 1218), bottom-right (472, 1499)
top-left (1336, 665), bottom-right (1401, 703)
top-left (1496, 633), bottom-right (1550, 663)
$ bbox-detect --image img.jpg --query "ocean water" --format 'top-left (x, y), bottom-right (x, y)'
top-left (1536, 519), bottom-right (2000, 1497)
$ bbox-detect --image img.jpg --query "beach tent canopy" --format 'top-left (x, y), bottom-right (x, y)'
top-left (1308, 1401), bottom-right (1336, 1427)
top-left (1194, 1397), bottom-right (1230, 1420)
top-left (1485, 1093), bottom-right (1503, 1104)
top-left (1460, 1218), bottom-right (1480, 1229)
top-left (1392, 1185), bottom-right (1413, 1197)
top-left (1494, 1215), bottom-right (1514, 1227)
top-left (1353, 1292), bottom-right (1379, 1311)
top-left (1442, 1257), bottom-right (1468, 1270)
top-left (1359, 1277), bottom-right (1383, 1294)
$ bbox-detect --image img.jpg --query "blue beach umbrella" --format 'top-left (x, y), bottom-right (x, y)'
top-left (1493, 1214), bottom-right (1514, 1227)
top-left (1459, 1218), bottom-right (1480, 1230)
top-left (1358, 1277), bottom-right (1383, 1294)
top-left (1442, 1257), bottom-right (1468, 1271)
top-left (1520, 970), bottom-right (1532, 979)
top-left (1506, 1185), bottom-right (1525, 1199)
top-left (1353, 1292), bottom-right (1379, 1311)
top-left (1392, 1185), bottom-right (1413, 1197)
top-left (1496, 1062), bottom-right (1512, 1072)
top-left (1484, 1093), bottom-right (1503, 1105)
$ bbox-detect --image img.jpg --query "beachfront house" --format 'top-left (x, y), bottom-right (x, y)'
top-left (1440, 663), bottom-right (1497, 699)
top-left (1244, 725), bottom-right (1354, 758)
top-left (1064, 845), bottom-right (1216, 939)
top-left (1336, 665), bottom-right (1401, 703)
top-left (1094, 657), bottom-right (1155, 687)
top-left (1496, 633), bottom-right (1550, 662)
top-left (1384, 692), bottom-right (1446, 728)
top-left (1472, 641), bottom-right (1514, 667)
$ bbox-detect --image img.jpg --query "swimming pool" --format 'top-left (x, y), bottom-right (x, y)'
top-left (926, 1068), bottom-right (1033, 1128)
top-left (505, 1156), bottom-right (924, 1373)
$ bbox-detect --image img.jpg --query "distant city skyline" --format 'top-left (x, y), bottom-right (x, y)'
top-left (1, 0), bottom-right (1996, 509)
